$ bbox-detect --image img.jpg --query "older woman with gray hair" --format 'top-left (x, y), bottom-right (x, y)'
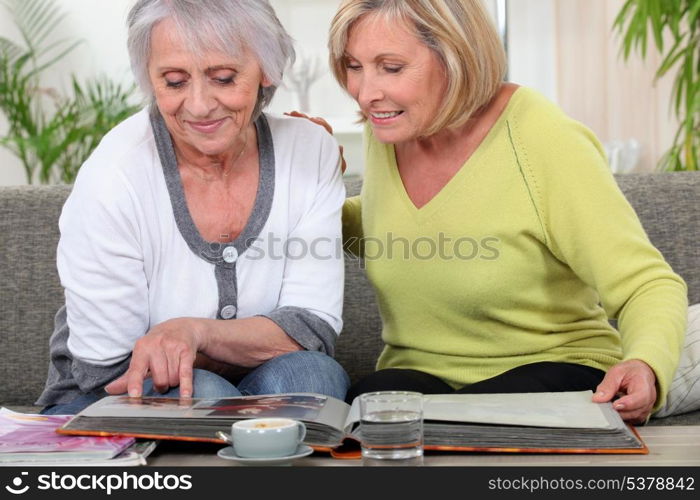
top-left (37, 0), bottom-right (349, 415)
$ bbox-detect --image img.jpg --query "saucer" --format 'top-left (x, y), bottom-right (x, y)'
top-left (216, 445), bottom-right (314, 466)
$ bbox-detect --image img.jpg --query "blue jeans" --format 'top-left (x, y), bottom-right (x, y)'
top-left (42, 351), bottom-right (350, 415)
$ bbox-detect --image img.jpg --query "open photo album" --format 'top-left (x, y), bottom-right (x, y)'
top-left (57, 390), bottom-right (647, 458)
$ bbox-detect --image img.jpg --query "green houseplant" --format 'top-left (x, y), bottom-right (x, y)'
top-left (0, 0), bottom-right (140, 184)
top-left (614, 0), bottom-right (699, 171)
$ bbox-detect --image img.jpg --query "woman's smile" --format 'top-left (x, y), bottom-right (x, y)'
top-left (185, 117), bottom-right (229, 134)
top-left (368, 110), bottom-right (404, 126)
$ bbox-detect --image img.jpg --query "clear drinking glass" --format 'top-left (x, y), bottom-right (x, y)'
top-left (359, 391), bottom-right (424, 463)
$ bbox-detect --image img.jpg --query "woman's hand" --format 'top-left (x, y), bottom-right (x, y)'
top-left (592, 359), bottom-right (657, 423)
top-left (104, 318), bottom-right (204, 398)
top-left (285, 111), bottom-right (347, 173)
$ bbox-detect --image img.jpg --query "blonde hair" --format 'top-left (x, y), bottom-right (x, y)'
top-left (329, 0), bottom-right (506, 136)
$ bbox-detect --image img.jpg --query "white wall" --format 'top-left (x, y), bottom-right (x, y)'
top-left (0, 0), bottom-right (561, 185)
top-left (507, 0), bottom-right (557, 102)
top-left (267, 0), bottom-right (364, 177)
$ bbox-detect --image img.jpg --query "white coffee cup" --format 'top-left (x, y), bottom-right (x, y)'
top-left (231, 418), bottom-right (306, 458)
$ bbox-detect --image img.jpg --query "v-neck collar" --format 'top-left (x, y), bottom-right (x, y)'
top-left (150, 108), bottom-right (275, 267)
top-left (387, 87), bottom-right (522, 221)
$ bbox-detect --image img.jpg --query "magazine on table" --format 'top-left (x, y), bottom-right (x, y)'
top-left (57, 391), bottom-right (647, 457)
top-left (0, 408), bottom-right (157, 465)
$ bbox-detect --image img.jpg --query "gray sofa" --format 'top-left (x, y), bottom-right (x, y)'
top-left (1, 173), bottom-right (698, 426)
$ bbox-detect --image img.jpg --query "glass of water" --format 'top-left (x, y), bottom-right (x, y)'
top-left (359, 391), bottom-right (423, 463)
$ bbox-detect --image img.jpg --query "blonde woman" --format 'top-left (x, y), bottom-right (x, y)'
top-left (313, 0), bottom-right (686, 423)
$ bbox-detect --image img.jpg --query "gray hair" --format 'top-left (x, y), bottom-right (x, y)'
top-left (127, 0), bottom-right (295, 117)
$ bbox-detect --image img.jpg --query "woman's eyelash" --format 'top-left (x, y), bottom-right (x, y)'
top-left (343, 63), bottom-right (402, 73)
top-left (344, 57), bottom-right (361, 70)
top-left (163, 76), bottom-right (235, 88)
top-left (215, 77), bottom-right (235, 85)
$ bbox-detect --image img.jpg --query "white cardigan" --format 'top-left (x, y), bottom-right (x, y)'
top-left (58, 109), bottom-right (345, 367)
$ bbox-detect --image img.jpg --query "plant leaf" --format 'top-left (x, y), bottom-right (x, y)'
top-left (0, 0), bottom-right (138, 184)
top-left (656, 35), bottom-right (688, 78)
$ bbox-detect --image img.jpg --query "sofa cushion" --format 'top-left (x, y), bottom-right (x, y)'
top-left (614, 173), bottom-right (700, 305)
top-left (0, 185), bottom-right (71, 406)
top-left (653, 303), bottom-right (700, 418)
top-left (334, 178), bottom-right (383, 384)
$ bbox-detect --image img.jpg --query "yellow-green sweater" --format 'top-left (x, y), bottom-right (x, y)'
top-left (343, 87), bottom-right (687, 410)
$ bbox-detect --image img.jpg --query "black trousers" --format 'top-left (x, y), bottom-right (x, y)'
top-left (345, 362), bottom-right (606, 404)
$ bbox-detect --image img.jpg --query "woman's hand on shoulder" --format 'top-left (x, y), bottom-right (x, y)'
top-left (284, 111), bottom-right (347, 173)
top-left (104, 318), bottom-right (205, 398)
top-left (592, 359), bottom-right (657, 424)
